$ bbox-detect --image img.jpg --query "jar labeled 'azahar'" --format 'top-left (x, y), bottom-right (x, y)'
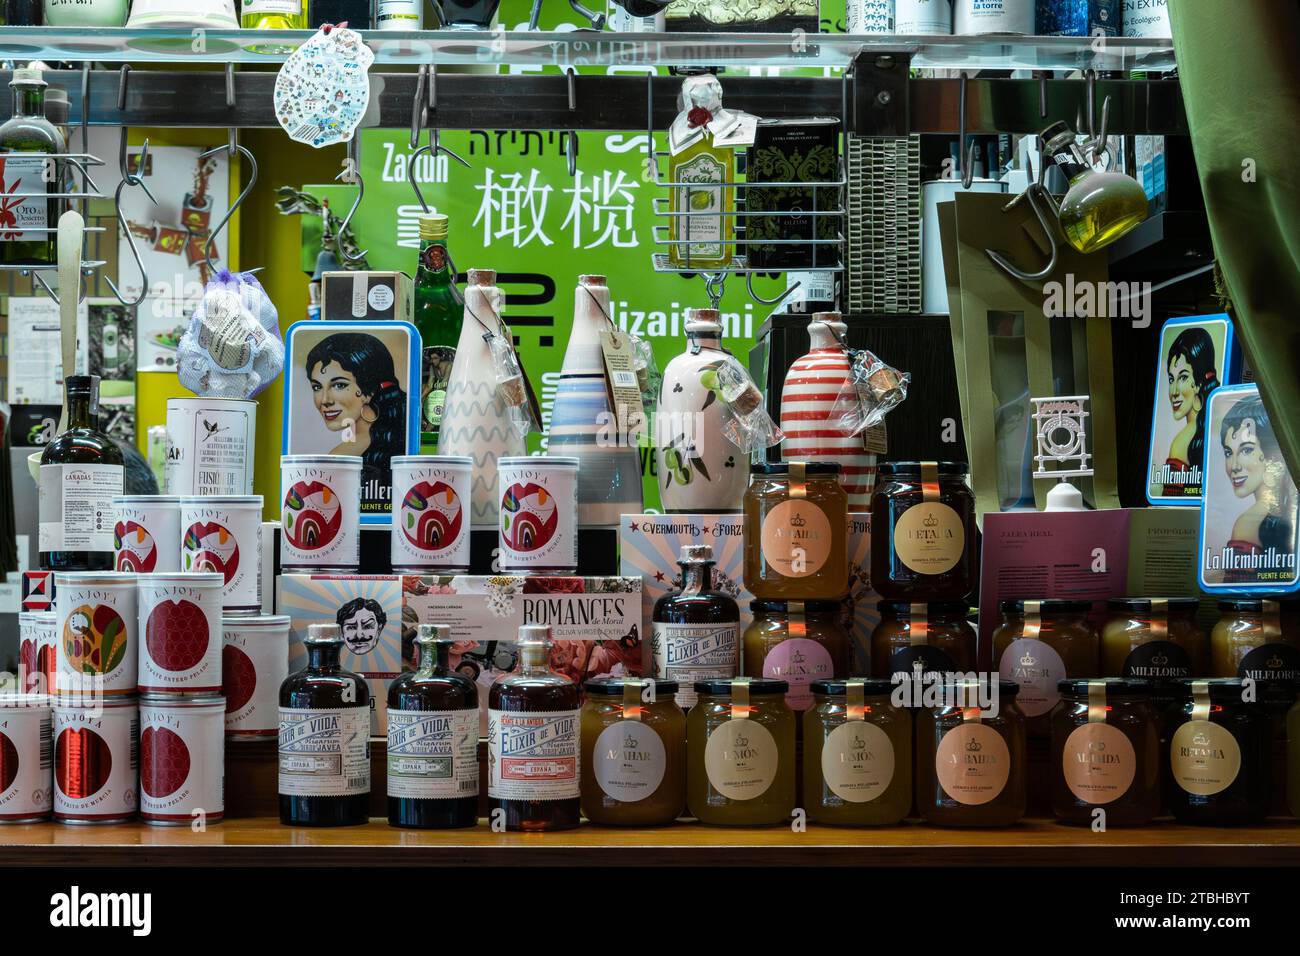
top-left (870, 461), bottom-right (976, 601)
top-left (687, 678), bottom-right (795, 826)
top-left (743, 462), bottom-right (847, 601)
top-left (804, 679), bottom-right (911, 825)
top-left (1168, 678), bottom-right (1271, 826)
top-left (993, 599), bottom-right (1099, 735)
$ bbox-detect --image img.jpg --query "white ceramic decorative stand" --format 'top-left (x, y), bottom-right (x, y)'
top-left (548, 274), bottom-right (643, 528)
top-left (656, 308), bottom-right (748, 513)
top-left (438, 270), bottom-right (526, 528)
top-left (1032, 395), bottom-right (1093, 511)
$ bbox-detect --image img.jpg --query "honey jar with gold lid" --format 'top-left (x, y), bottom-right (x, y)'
top-left (1211, 599), bottom-right (1300, 718)
top-left (870, 601), bottom-right (975, 681)
top-left (992, 599), bottom-right (1099, 736)
top-left (1102, 597), bottom-right (1206, 702)
top-left (743, 599), bottom-right (850, 713)
top-left (743, 461), bottom-right (848, 601)
top-left (870, 461), bottom-right (977, 601)
top-left (1167, 678), bottom-right (1271, 826)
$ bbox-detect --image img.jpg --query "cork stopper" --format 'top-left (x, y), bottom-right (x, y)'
top-left (685, 307), bottom-right (722, 336)
top-left (467, 269), bottom-right (495, 286)
top-left (578, 274), bottom-right (607, 287)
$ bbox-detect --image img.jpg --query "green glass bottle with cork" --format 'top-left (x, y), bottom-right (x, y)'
top-left (413, 213), bottom-right (461, 453)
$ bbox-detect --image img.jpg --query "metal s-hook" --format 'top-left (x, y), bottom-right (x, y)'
top-left (336, 134), bottom-right (367, 262)
top-left (957, 72), bottom-right (977, 189)
top-left (200, 141), bottom-right (258, 272)
top-left (406, 63), bottom-right (469, 213)
top-left (746, 272), bottom-right (800, 308)
top-left (984, 183), bottom-right (1062, 284)
top-left (225, 63), bottom-right (238, 156)
top-left (565, 68), bottom-right (579, 178)
top-left (107, 66), bottom-right (154, 308)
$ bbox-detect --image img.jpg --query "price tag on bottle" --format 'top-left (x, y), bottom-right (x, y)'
top-left (599, 328), bottom-right (647, 444)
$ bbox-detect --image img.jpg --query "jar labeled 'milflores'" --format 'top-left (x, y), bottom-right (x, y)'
top-left (1211, 599), bottom-right (1300, 713)
top-left (804, 679), bottom-right (911, 826)
top-left (687, 678), bottom-right (795, 826)
top-left (1050, 679), bottom-right (1161, 827)
top-left (1103, 598), bottom-right (1206, 700)
top-left (744, 600), bottom-right (850, 712)
top-left (743, 462), bottom-right (847, 601)
top-left (1168, 679), bottom-right (1271, 826)
top-left (280, 455), bottom-right (363, 572)
top-left (581, 677), bottom-right (686, 826)
top-left (993, 599), bottom-right (1098, 733)
top-left (915, 679), bottom-right (1026, 827)
top-left (871, 601), bottom-right (975, 681)
top-left (870, 461), bottom-right (976, 601)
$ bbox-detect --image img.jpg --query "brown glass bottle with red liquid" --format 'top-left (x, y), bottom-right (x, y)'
top-left (488, 625), bottom-right (581, 831)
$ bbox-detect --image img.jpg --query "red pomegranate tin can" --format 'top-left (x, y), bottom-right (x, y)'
top-left (222, 614), bottom-right (291, 740)
top-left (137, 572), bottom-right (224, 695)
top-left (139, 695), bottom-right (225, 826)
top-left (53, 697), bottom-right (139, 824)
top-left (0, 694), bottom-right (53, 823)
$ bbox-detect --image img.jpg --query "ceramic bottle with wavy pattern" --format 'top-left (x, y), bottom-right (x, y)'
top-left (437, 269), bottom-right (525, 528)
top-left (548, 274), bottom-right (643, 528)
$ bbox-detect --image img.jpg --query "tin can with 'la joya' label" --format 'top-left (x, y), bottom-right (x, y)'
top-left (137, 573), bottom-right (225, 695)
top-left (390, 455), bottom-right (473, 572)
top-left (53, 697), bottom-right (139, 824)
top-left (223, 615), bottom-right (292, 740)
top-left (498, 456), bottom-right (579, 574)
top-left (139, 694), bottom-right (225, 826)
top-left (280, 455), bottom-right (363, 572)
top-left (0, 694), bottom-right (53, 823)
top-left (112, 495), bottom-right (181, 573)
top-left (54, 572), bottom-right (138, 699)
top-left (18, 610), bottom-right (56, 696)
top-left (179, 496), bottom-right (263, 615)
top-left (165, 397), bottom-right (256, 496)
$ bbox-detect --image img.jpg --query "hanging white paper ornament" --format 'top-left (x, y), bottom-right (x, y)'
top-left (273, 25), bottom-right (374, 149)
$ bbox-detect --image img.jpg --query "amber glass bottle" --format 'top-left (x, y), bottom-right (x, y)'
top-left (651, 544), bottom-right (741, 711)
top-left (488, 625), bottom-right (581, 831)
top-left (278, 624), bottom-right (372, 827)
top-left (387, 624), bottom-right (479, 829)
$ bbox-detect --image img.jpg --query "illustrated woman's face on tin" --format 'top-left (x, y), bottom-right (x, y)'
top-left (1222, 417), bottom-right (1267, 499)
top-left (310, 360), bottom-right (368, 433)
top-left (1168, 354), bottom-right (1198, 421)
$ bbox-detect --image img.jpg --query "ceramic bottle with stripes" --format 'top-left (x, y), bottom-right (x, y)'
top-left (779, 312), bottom-right (878, 509)
top-left (548, 274), bottom-right (643, 528)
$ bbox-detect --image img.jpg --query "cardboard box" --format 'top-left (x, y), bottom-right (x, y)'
top-left (321, 270), bottom-right (414, 323)
top-left (401, 575), bottom-right (643, 735)
top-left (618, 513), bottom-right (879, 672)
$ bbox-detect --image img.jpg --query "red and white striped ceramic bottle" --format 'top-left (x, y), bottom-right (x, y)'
top-left (779, 312), bottom-right (878, 509)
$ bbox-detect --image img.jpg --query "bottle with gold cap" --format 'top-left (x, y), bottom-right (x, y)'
top-left (487, 624), bottom-right (581, 831)
top-left (413, 213), bottom-right (461, 452)
top-left (387, 624), bottom-right (480, 829)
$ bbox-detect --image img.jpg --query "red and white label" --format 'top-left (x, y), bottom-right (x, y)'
top-left (139, 699), bottom-right (225, 823)
top-left (0, 702), bottom-right (53, 821)
top-left (223, 618), bottom-right (290, 738)
top-left (53, 704), bottom-right (139, 822)
top-left (137, 578), bottom-right (224, 694)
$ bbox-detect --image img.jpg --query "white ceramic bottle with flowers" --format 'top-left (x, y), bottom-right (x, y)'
top-left (655, 308), bottom-right (747, 513)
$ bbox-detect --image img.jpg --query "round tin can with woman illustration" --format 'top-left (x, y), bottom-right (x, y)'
top-left (54, 572), bottom-right (138, 699)
top-left (53, 697), bottom-right (139, 824)
top-left (222, 615), bottom-right (292, 740)
top-left (497, 456), bottom-right (579, 574)
top-left (390, 455), bottom-right (473, 572)
top-left (179, 496), bottom-right (263, 615)
top-left (139, 694), bottom-right (225, 826)
top-left (280, 455), bottom-right (363, 572)
top-left (137, 573), bottom-right (225, 695)
top-left (0, 694), bottom-right (53, 823)
top-left (112, 495), bottom-right (181, 573)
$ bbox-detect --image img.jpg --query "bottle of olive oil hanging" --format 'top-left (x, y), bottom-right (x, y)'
top-left (1042, 119), bottom-right (1148, 254)
top-left (0, 67), bottom-right (65, 267)
top-left (666, 74), bottom-right (740, 270)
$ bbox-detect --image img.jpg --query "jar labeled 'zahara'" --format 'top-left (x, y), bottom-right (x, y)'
top-left (870, 461), bottom-right (976, 601)
top-left (743, 462), bottom-right (847, 601)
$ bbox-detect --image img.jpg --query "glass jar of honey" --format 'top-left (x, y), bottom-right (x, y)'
top-left (580, 677), bottom-right (686, 827)
top-left (687, 678), bottom-right (796, 826)
top-left (1167, 678), bottom-right (1271, 826)
top-left (993, 599), bottom-right (1099, 736)
top-left (1211, 600), bottom-right (1300, 718)
top-left (870, 601), bottom-right (975, 680)
top-left (870, 461), bottom-right (976, 602)
top-left (1288, 698), bottom-right (1300, 817)
top-left (744, 600), bottom-right (850, 713)
top-left (1102, 598), bottom-right (1206, 703)
top-left (915, 679), bottom-right (1026, 827)
top-left (804, 678), bottom-right (911, 825)
top-left (743, 462), bottom-right (848, 601)
top-left (1050, 678), bottom-right (1161, 826)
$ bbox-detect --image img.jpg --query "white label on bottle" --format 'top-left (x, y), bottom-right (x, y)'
top-left (386, 709), bottom-right (479, 800)
top-left (377, 0), bottom-right (423, 27)
top-left (38, 463), bottom-right (124, 553)
top-left (0, 155), bottom-right (50, 241)
top-left (650, 622), bottom-right (738, 710)
top-left (594, 720), bottom-right (667, 804)
top-left (488, 709), bottom-right (580, 801)
top-left (243, 0), bottom-right (300, 14)
top-left (277, 707), bottom-right (371, 797)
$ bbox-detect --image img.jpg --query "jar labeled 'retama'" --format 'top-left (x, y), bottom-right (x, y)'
top-left (1211, 599), bottom-right (1300, 713)
top-left (871, 601), bottom-right (975, 681)
top-left (870, 461), bottom-right (976, 601)
top-left (744, 600), bottom-right (850, 712)
top-left (804, 679), bottom-right (911, 825)
top-left (1103, 598), bottom-right (1206, 700)
top-left (743, 462), bottom-right (848, 601)
top-left (993, 599), bottom-right (1099, 733)
top-left (1168, 678), bottom-right (1271, 826)
top-left (687, 678), bottom-right (796, 825)
top-left (1050, 679), bottom-right (1160, 826)
top-left (581, 677), bottom-right (686, 826)
top-left (915, 679), bottom-right (1026, 826)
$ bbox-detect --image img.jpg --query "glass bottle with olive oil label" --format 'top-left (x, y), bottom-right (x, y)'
top-left (1042, 119), bottom-right (1147, 254)
top-left (0, 67), bottom-right (65, 267)
top-left (666, 74), bottom-right (740, 270)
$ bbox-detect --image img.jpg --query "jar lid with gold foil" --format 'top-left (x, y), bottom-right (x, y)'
top-left (1172, 677), bottom-right (1249, 701)
top-left (749, 461), bottom-right (840, 476)
top-left (1107, 597), bottom-right (1199, 613)
top-left (811, 678), bottom-right (894, 697)
top-left (695, 678), bottom-right (788, 697)
top-left (999, 598), bottom-right (1092, 614)
top-left (880, 600), bottom-right (971, 617)
top-left (1058, 677), bottom-right (1154, 698)
top-left (750, 599), bottom-right (844, 615)
top-left (584, 676), bottom-right (679, 696)
top-left (877, 460), bottom-right (969, 478)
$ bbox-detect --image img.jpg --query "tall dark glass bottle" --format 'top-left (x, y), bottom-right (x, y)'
top-left (279, 624), bottom-right (372, 827)
top-left (651, 544), bottom-right (741, 710)
top-left (488, 626), bottom-right (581, 832)
top-left (0, 67), bottom-right (65, 266)
top-left (387, 624), bottom-right (480, 829)
top-left (3, 0), bottom-right (43, 26)
top-left (413, 213), bottom-right (460, 452)
top-left (39, 376), bottom-right (125, 572)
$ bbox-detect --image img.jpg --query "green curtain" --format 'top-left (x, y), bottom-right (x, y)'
top-left (1170, 0), bottom-right (1300, 477)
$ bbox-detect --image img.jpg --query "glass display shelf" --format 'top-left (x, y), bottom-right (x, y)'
top-left (0, 28), bottom-right (1176, 71)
